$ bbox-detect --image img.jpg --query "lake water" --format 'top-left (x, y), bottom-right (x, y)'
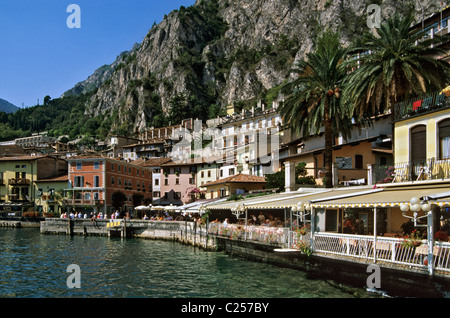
top-left (0, 228), bottom-right (382, 299)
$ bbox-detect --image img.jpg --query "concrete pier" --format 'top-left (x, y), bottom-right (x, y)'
top-left (40, 218), bottom-right (217, 250)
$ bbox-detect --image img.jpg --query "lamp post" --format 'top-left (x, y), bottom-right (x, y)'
top-left (231, 203), bottom-right (247, 240)
top-left (400, 196), bottom-right (434, 276)
top-left (291, 201), bottom-right (311, 227)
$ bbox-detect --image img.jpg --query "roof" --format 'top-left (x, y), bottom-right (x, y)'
top-left (202, 173), bottom-right (266, 188)
top-left (35, 174), bottom-right (69, 183)
top-left (134, 157), bottom-right (172, 167)
top-left (0, 154), bottom-right (48, 161)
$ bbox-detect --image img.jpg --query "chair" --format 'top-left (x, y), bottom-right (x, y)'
top-left (392, 162), bottom-right (410, 182)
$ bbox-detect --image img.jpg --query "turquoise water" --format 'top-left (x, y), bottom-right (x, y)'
top-left (0, 228), bottom-right (381, 298)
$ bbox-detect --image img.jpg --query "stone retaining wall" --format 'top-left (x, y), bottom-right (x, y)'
top-left (40, 218), bottom-right (217, 250)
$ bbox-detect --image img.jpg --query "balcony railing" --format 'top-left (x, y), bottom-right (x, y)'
top-left (373, 159), bottom-right (450, 184)
top-left (8, 178), bottom-right (31, 186)
top-left (394, 90), bottom-right (448, 122)
top-left (64, 199), bottom-right (105, 206)
top-left (7, 194), bottom-right (31, 202)
top-left (308, 232), bottom-right (450, 273)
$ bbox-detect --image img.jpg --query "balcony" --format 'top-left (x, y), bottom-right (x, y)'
top-left (64, 199), bottom-right (105, 206)
top-left (373, 158), bottom-right (450, 184)
top-left (394, 90), bottom-right (449, 122)
top-left (7, 194), bottom-right (31, 202)
top-left (8, 178), bottom-right (31, 186)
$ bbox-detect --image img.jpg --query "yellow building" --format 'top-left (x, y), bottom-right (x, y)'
top-left (393, 90), bottom-right (450, 181)
top-left (0, 155), bottom-right (67, 216)
top-left (34, 175), bottom-right (69, 216)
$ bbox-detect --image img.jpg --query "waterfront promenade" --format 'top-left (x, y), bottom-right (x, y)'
top-left (29, 216), bottom-right (450, 297)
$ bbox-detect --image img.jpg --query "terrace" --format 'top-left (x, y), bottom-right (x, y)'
top-left (393, 89), bottom-right (449, 122)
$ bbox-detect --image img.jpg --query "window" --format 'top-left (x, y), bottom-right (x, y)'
top-left (439, 118), bottom-right (450, 159)
top-left (175, 178), bottom-right (180, 185)
top-left (325, 209), bottom-right (338, 232)
top-left (76, 162), bottom-right (82, 170)
top-left (164, 179), bottom-right (169, 186)
top-left (94, 161), bottom-right (100, 169)
top-left (229, 168), bottom-right (235, 175)
top-left (410, 125), bottom-right (427, 163)
top-left (154, 179), bottom-right (159, 186)
top-left (74, 176), bottom-right (84, 187)
top-left (118, 178), bottom-right (122, 186)
top-left (153, 191), bottom-right (161, 198)
top-left (94, 176), bottom-right (100, 187)
top-left (355, 155), bottom-right (363, 169)
top-left (175, 192), bottom-right (181, 200)
top-left (111, 176), bottom-right (115, 185)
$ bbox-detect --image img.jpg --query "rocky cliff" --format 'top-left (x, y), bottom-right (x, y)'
top-left (74, 0), bottom-right (442, 134)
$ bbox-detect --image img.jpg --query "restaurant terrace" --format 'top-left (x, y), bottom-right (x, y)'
top-left (200, 182), bottom-right (450, 277)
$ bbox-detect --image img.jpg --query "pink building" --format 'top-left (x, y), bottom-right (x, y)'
top-left (160, 160), bottom-right (197, 205)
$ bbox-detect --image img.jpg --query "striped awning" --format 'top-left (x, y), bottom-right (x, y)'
top-left (309, 185), bottom-right (450, 208)
top-left (205, 184), bottom-right (450, 210)
top-left (206, 187), bottom-right (376, 210)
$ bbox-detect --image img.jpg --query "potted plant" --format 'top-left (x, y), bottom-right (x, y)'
top-left (296, 225), bottom-right (307, 236)
top-left (296, 240), bottom-right (313, 256)
top-left (401, 229), bottom-right (423, 248)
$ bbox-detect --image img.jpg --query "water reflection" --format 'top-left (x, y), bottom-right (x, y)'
top-left (0, 228), bottom-right (380, 298)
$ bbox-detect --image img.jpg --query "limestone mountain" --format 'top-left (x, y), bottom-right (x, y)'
top-left (73, 0), bottom-right (442, 134)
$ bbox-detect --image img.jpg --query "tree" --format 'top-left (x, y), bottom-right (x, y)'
top-left (132, 193), bottom-right (144, 207)
top-left (43, 95), bottom-right (51, 105)
top-left (265, 163), bottom-right (316, 192)
top-left (345, 12), bottom-right (450, 118)
top-left (112, 191), bottom-right (127, 210)
top-left (280, 30), bottom-right (352, 188)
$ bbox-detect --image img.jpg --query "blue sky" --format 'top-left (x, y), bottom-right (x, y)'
top-left (0, 0), bottom-right (196, 108)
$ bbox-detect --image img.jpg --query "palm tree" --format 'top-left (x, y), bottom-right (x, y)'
top-left (345, 12), bottom-right (450, 118)
top-left (280, 30), bottom-right (353, 188)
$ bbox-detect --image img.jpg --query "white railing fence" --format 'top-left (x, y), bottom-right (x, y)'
top-left (208, 223), bottom-right (289, 245)
top-left (208, 223), bottom-right (450, 274)
top-left (308, 232), bottom-right (450, 273)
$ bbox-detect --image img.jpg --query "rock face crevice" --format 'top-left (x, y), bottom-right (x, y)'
top-left (67, 0), bottom-right (441, 133)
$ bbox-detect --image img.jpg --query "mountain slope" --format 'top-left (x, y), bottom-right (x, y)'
top-left (0, 98), bottom-right (19, 114)
top-left (70, 0), bottom-right (442, 134)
